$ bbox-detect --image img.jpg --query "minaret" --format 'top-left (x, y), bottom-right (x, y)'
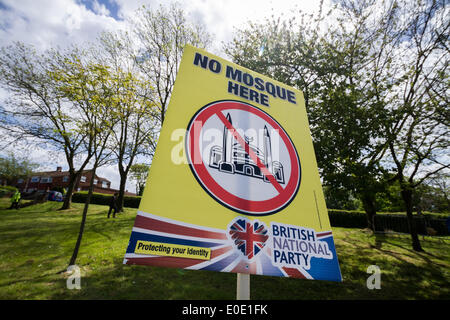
top-left (219, 113), bottom-right (235, 173)
top-left (223, 113), bottom-right (233, 163)
top-left (263, 125), bottom-right (273, 174)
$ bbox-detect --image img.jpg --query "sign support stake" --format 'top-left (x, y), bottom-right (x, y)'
top-left (236, 273), bottom-right (250, 300)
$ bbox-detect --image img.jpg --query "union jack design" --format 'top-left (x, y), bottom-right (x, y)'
top-left (123, 211), bottom-right (342, 281)
top-left (228, 218), bottom-right (268, 260)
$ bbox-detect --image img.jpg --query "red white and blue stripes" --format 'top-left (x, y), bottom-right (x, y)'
top-left (124, 211), bottom-right (342, 281)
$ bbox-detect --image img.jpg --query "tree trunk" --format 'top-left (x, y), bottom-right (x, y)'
top-left (60, 172), bottom-right (79, 210)
top-left (401, 188), bottom-right (423, 252)
top-left (362, 194), bottom-right (377, 232)
top-left (138, 183), bottom-right (145, 196)
top-left (117, 172), bottom-right (127, 212)
top-left (68, 165), bottom-right (97, 266)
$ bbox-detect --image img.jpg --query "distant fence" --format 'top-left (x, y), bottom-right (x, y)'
top-left (328, 210), bottom-right (449, 236)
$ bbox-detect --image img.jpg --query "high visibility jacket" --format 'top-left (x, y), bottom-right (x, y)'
top-left (11, 191), bottom-right (20, 202)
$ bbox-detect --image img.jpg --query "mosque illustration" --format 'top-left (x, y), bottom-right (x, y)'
top-left (209, 113), bottom-right (285, 184)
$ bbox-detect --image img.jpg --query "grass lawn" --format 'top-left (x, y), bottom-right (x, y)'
top-left (0, 198), bottom-right (449, 300)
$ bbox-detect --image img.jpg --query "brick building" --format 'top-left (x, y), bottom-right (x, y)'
top-left (15, 166), bottom-right (135, 196)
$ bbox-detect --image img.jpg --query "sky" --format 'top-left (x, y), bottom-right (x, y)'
top-left (0, 0), bottom-right (323, 54)
top-left (0, 0), bottom-right (326, 192)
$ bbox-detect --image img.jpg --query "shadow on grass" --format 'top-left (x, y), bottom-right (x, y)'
top-left (50, 258), bottom-right (237, 300)
top-left (331, 230), bottom-right (450, 299)
top-left (45, 250), bottom-right (450, 300)
top-left (47, 260), bottom-right (377, 300)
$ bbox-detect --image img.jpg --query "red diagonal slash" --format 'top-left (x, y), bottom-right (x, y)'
top-left (216, 111), bottom-right (284, 194)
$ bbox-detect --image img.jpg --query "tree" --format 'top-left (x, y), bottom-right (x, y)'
top-left (323, 0), bottom-right (449, 249)
top-left (382, 0), bottom-right (449, 251)
top-left (426, 173), bottom-right (450, 212)
top-left (224, 1), bottom-right (391, 231)
top-left (413, 179), bottom-right (450, 213)
top-left (53, 52), bottom-right (119, 267)
top-left (375, 177), bottom-right (405, 212)
top-left (130, 163), bottom-right (150, 196)
top-left (0, 153), bottom-right (38, 186)
top-left (130, 3), bottom-right (212, 125)
top-left (225, 1), bottom-right (450, 247)
top-left (90, 4), bottom-right (211, 212)
top-left (0, 43), bottom-right (95, 210)
top-left (324, 186), bottom-right (362, 211)
top-left (98, 31), bottom-right (159, 212)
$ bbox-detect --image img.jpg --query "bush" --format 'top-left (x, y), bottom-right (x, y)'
top-left (71, 192), bottom-right (141, 208)
top-left (0, 185), bottom-right (18, 198)
top-left (1, 185), bottom-right (19, 192)
top-left (328, 209), bottom-right (449, 236)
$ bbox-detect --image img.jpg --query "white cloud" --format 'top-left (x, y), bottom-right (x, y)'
top-left (0, 0), bottom-right (124, 50)
top-left (92, 0), bottom-right (111, 16)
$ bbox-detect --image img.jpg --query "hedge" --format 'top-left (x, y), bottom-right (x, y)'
top-left (70, 193), bottom-right (449, 236)
top-left (328, 209), bottom-right (449, 236)
top-left (328, 209), bottom-right (368, 229)
top-left (71, 192), bottom-right (141, 208)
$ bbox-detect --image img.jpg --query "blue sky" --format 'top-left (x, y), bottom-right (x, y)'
top-left (77, 0), bottom-right (121, 20)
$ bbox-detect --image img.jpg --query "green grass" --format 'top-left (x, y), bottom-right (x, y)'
top-left (0, 198), bottom-right (449, 300)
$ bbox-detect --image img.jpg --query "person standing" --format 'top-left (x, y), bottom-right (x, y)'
top-left (107, 193), bottom-right (118, 218)
top-left (9, 190), bottom-right (21, 209)
top-left (446, 216), bottom-right (450, 234)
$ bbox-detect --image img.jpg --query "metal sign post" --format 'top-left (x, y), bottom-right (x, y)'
top-left (236, 273), bottom-right (250, 300)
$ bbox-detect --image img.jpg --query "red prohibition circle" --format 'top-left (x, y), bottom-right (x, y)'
top-left (186, 100), bottom-right (301, 216)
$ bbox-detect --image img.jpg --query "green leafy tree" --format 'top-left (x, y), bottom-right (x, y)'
top-left (324, 186), bottom-right (362, 211)
top-left (414, 181), bottom-right (450, 214)
top-left (94, 3), bottom-right (211, 210)
top-left (225, 1), bottom-right (449, 250)
top-left (0, 43), bottom-right (103, 209)
top-left (375, 178), bottom-right (405, 212)
top-left (98, 31), bottom-right (159, 211)
top-left (130, 163), bottom-right (150, 196)
top-left (425, 173), bottom-right (450, 212)
top-left (51, 51), bottom-right (119, 267)
top-left (224, 1), bottom-right (391, 230)
top-left (381, 0), bottom-right (449, 251)
top-left (0, 153), bottom-right (39, 186)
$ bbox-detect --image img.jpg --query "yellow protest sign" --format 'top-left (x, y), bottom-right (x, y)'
top-left (124, 45), bottom-right (342, 281)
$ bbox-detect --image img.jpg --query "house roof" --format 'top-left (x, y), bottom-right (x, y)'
top-left (30, 169), bottom-right (111, 183)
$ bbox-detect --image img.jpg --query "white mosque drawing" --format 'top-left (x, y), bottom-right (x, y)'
top-left (209, 113), bottom-right (285, 184)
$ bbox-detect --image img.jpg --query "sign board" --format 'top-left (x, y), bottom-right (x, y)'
top-left (124, 45), bottom-right (342, 282)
